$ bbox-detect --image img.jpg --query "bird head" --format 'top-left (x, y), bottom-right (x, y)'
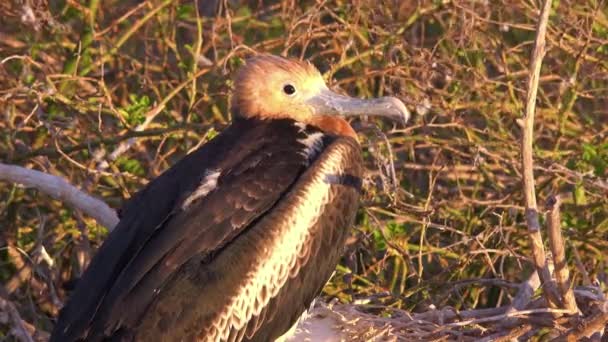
top-left (231, 55), bottom-right (409, 135)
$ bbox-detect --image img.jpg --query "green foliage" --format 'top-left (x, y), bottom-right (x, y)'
top-left (176, 4), bottom-right (196, 20)
top-left (119, 94), bottom-right (151, 127)
top-left (116, 156), bottom-right (145, 176)
top-left (580, 142), bottom-right (608, 177)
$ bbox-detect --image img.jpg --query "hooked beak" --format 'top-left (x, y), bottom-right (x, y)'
top-left (306, 88), bottom-right (410, 124)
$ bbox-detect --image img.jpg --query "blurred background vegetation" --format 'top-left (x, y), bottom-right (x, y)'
top-left (0, 0), bottom-right (607, 340)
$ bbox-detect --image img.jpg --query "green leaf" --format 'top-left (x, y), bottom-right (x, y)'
top-left (116, 156), bottom-right (145, 176)
top-left (573, 182), bottom-right (587, 206)
top-left (120, 94), bottom-right (151, 126)
top-left (177, 4), bottom-right (195, 20)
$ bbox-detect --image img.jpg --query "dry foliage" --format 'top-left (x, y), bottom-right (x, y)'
top-left (1, 0), bottom-right (607, 340)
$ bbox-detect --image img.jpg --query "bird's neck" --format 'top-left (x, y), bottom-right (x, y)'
top-left (307, 116), bottom-right (358, 141)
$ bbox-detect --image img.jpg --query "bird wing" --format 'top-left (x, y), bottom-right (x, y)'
top-left (51, 118), bottom-right (320, 341)
top-left (134, 135), bottom-right (363, 342)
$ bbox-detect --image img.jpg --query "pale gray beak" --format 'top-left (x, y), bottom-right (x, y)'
top-left (306, 88), bottom-right (410, 124)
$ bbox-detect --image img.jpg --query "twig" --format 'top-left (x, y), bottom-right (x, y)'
top-left (0, 293), bottom-right (35, 342)
top-left (520, 0), bottom-right (561, 308)
top-left (0, 163), bottom-right (118, 229)
top-left (479, 324), bottom-right (534, 342)
top-left (572, 246), bottom-right (593, 286)
top-left (546, 195), bottom-right (579, 313)
top-left (411, 305), bottom-right (509, 324)
top-left (78, 0), bottom-right (174, 77)
top-left (551, 310), bottom-right (608, 342)
top-left (498, 270), bottom-right (542, 329)
top-left (94, 64), bottom-right (212, 172)
top-left (544, 162), bottom-right (608, 194)
top-left (0, 124), bottom-right (198, 162)
top-left (511, 271), bottom-right (541, 311)
top-left (445, 308), bottom-right (572, 327)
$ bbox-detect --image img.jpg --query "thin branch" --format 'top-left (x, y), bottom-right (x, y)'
top-left (551, 310), bottom-right (608, 342)
top-left (0, 124), bottom-right (200, 162)
top-left (511, 271), bottom-right (541, 311)
top-left (445, 307), bottom-right (572, 327)
top-left (0, 293), bottom-right (35, 342)
top-left (479, 325), bottom-right (534, 342)
top-left (499, 270), bottom-right (542, 329)
top-left (520, 0), bottom-right (561, 308)
top-left (94, 62), bottom-right (214, 172)
top-left (546, 195), bottom-right (579, 313)
top-left (572, 246), bottom-right (593, 286)
top-left (0, 163), bottom-right (119, 229)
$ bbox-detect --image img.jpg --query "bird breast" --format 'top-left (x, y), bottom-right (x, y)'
top-left (136, 136), bottom-right (363, 342)
top-left (211, 138), bottom-right (362, 340)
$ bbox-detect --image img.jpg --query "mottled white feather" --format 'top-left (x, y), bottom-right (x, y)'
top-left (298, 132), bottom-right (325, 161)
top-left (295, 122), bottom-right (325, 162)
top-left (181, 170), bottom-right (221, 209)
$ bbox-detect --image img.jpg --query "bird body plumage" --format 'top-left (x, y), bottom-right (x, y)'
top-left (51, 117), bottom-right (362, 341)
top-left (51, 54), bottom-right (408, 342)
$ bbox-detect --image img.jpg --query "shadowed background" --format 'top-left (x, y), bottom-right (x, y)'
top-left (0, 0), bottom-right (607, 340)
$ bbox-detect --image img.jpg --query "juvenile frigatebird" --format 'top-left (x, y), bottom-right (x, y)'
top-left (51, 54), bottom-right (409, 342)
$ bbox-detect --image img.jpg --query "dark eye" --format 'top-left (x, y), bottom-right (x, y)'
top-left (283, 84), bottom-right (296, 95)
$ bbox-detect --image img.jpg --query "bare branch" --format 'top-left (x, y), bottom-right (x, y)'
top-left (511, 271), bottom-right (541, 311)
top-left (0, 294), bottom-right (35, 342)
top-left (93, 62), bottom-right (215, 172)
top-left (551, 310), bottom-right (608, 342)
top-left (546, 195), bottom-right (579, 313)
top-left (0, 163), bottom-right (119, 230)
top-left (520, 0), bottom-right (561, 308)
top-left (445, 307), bottom-right (572, 327)
top-left (499, 271), bottom-right (542, 329)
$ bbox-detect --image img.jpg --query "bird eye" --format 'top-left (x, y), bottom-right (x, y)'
top-left (283, 84), bottom-right (296, 96)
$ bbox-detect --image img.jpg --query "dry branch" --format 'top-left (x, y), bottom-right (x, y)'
top-left (546, 195), bottom-right (579, 313)
top-left (0, 163), bottom-right (119, 229)
top-left (479, 325), bottom-right (535, 342)
top-left (520, 0), bottom-right (562, 308)
top-left (0, 293), bottom-right (35, 342)
top-left (552, 310), bottom-right (608, 342)
top-left (500, 271), bottom-right (542, 329)
top-left (511, 271), bottom-right (541, 311)
top-left (445, 307), bottom-right (572, 327)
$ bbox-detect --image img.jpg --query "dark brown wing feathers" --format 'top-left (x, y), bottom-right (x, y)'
top-left (51, 117), bottom-right (362, 342)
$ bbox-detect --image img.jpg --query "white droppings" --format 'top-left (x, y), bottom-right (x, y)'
top-left (181, 169), bottom-right (221, 209)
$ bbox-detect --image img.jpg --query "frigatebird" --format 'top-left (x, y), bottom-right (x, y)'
top-left (51, 54), bottom-right (409, 342)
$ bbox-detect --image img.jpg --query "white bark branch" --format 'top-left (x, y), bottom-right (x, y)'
top-left (0, 163), bottom-right (119, 230)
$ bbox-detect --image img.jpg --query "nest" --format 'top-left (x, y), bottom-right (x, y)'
top-left (292, 288), bottom-right (608, 341)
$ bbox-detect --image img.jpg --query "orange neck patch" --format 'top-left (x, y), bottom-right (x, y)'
top-left (308, 115), bottom-right (358, 141)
